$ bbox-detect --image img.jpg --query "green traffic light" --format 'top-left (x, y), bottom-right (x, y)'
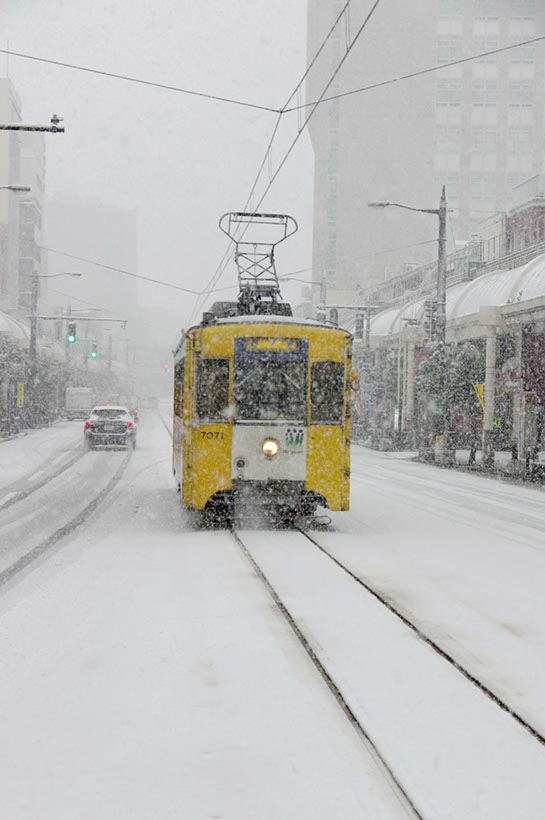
top-left (91, 350), bottom-right (97, 358)
top-left (67, 334), bottom-right (76, 343)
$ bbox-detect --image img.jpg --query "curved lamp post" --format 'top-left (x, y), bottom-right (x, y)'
top-left (368, 186), bottom-right (447, 343)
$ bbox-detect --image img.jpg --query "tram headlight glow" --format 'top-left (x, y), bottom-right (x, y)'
top-left (262, 439), bottom-right (279, 458)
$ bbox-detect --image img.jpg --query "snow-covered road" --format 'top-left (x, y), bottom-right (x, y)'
top-left (0, 413), bottom-right (544, 818)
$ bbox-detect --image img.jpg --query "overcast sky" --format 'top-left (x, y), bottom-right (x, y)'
top-left (2, 0), bottom-right (314, 331)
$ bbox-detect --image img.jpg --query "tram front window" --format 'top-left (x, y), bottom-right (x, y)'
top-left (234, 359), bottom-right (307, 421)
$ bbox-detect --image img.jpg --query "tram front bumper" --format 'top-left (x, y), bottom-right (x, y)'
top-left (232, 479), bottom-right (306, 509)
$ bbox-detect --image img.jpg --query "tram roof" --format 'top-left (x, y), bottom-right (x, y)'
top-left (186, 314), bottom-right (349, 333)
top-left (370, 251), bottom-right (545, 337)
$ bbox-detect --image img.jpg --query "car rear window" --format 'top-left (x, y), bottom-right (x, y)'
top-left (92, 408), bottom-right (128, 418)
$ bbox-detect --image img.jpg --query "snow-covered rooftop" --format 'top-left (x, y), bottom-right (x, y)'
top-left (370, 252), bottom-right (545, 337)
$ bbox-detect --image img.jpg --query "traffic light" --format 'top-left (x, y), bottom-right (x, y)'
top-left (67, 321), bottom-right (77, 343)
top-left (91, 342), bottom-right (98, 359)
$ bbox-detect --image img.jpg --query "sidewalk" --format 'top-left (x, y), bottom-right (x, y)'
top-left (356, 444), bottom-right (545, 486)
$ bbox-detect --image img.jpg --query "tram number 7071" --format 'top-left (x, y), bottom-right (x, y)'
top-left (200, 431), bottom-right (224, 440)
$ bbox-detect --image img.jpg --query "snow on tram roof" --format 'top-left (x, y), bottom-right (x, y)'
top-left (210, 314), bottom-right (345, 329)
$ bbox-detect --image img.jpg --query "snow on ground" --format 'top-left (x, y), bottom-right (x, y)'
top-left (0, 449), bottom-right (126, 576)
top-left (246, 530), bottom-right (545, 819)
top-left (328, 445), bottom-right (545, 737)
top-left (1, 415), bottom-right (544, 818)
top-left (0, 421), bottom-right (82, 492)
top-left (0, 415), bottom-right (412, 820)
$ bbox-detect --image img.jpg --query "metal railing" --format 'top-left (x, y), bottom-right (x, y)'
top-left (362, 231), bottom-right (545, 309)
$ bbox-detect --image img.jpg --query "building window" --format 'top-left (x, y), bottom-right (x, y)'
top-left (508, 104), bottom-right (534, 126)
top-left (436, 103), bottom-right (462, 124)
top-left (471, 104), bottom-right (497, 125)
top-left (510, 0), bottom-right (535, 9)
top-left (471, 172), bottom-right (496, 198)
top-left (470, 153), bottom-right (497, 172)
top-left (437, 36), bottom-right (463, 62)
top-left (439, 0), bottom-right (463, 11)
top-left (472, 79), bottom-right (497, 104)
top-left (509, 80), bottom-right (534, 104)
top-left (510, 17), bottom-right (536, 38)
top-left (474, 35), bottom-right (498, 52)
top-left (473, 61), bottom-right (498, 79)
top-left (509, 62), bottom-right (535, 79)
top-left (436, 78), bottom-right (463, 104)
top-left (472, 128), bottom-right (497, 151)
top-left (475, 0), bottom-right (499, 9)
top-left (434, 153), bottom-right (461, 172)
top-left (506, 154), bottom-right (532, 173)
top-left (474, 17), bottom-right (499, 36)
top-left (507, 127), bottom-right (533, 153)
top-left (437, 17), bottom-right (463, 35)
top-left (434, 126), bottom-right (461, 153)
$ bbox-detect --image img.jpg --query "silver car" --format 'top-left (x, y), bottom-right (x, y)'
top-left (84, 406), bottom-right (137, 449)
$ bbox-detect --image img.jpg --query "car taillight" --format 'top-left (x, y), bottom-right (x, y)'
top-left (85, 420), bottom-right (91, 428)
top-left (127, 420), bottom-right (133, 428)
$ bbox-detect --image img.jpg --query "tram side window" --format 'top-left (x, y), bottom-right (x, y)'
top-left (196, 358), bottom-right (230, 421)
top-left (174, 360), bottom-right (184, 417)
top-left (310, 361), bottom-right (345, 424)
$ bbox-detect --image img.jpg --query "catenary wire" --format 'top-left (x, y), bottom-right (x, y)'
top-left (186, 0), bottom-right (356, 325)
top-left (283, 35), bottom-right (545, 111)
top-left (193, 0), bottom-right (383, 315)
top-left (41, 245), bottom-right (201, 295)
top-left (276, 238), bottom-right (439, 279)
top-left (0, 47), bottom-right (281, 114)
top-left (45, 286), bottom-right (177, 341)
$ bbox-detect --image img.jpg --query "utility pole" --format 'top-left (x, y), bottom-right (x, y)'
top-left (107, 333), bottom-right (113, 370)
top-left (29, 268), bottom-right (39, 362)
top-left (436, 186), bottom-right (447, 344)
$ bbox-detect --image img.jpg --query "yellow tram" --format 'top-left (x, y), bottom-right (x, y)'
top-left (172, 213), bottom-right (358, 525)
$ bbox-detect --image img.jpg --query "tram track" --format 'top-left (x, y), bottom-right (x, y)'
top-left (295, 526), bottom-right (545, 748)
top-left (0, 449), bottom-right (132, 591)
top-left (232, 524), bottom-right (545, 819)
top-left (231, 528), bottom-right (424, 820)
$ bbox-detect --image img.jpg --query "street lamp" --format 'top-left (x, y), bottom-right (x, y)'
top-left (368, 186), bottom-right (447, 343)
top-left (0, 185), bottom-right (31, 192)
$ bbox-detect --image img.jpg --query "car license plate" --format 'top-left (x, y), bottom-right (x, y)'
top-left (104, 424), bottom-right (115, 432)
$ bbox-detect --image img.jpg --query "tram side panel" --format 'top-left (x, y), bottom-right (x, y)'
top-left (184, 333), bottom-right (233, 510)
top-left (306, 346), bottom-right (352, 512)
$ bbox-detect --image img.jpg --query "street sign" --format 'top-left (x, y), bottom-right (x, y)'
top-left (17, 382), bottom-right (25, 408)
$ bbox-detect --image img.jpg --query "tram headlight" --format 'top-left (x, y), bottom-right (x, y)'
top-left (262, 439), bottom-right (279, 458)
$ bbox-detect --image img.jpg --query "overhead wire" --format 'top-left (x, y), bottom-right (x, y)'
top-left (0, 47), bottom-right (281, 114)
top-left (41, 245), bottom-right (201, 295)
top-left (193, 0), bottom-right (383, 317)
top-left (283, 35), bottom-right (545, 111)
top-left (187, 0), bottom-right (356, 326)
top-left (44, 285), bottom-right (176, 341)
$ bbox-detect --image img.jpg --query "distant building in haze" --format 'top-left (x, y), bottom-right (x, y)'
top-left (44, 193), bottom-right (138, 359)
top-left (306, 0), bottom-right (545, 303)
